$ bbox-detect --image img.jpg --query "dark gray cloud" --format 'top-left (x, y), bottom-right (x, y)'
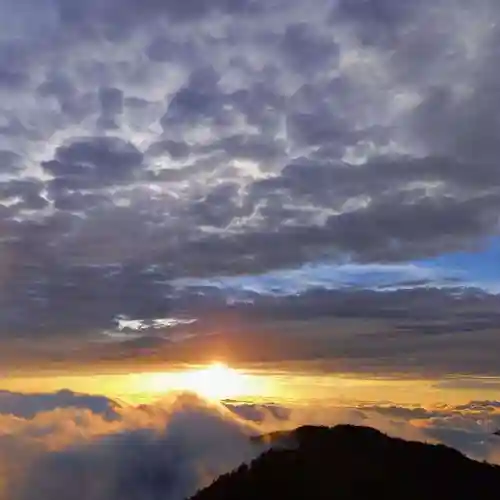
top-left (281, 22), bottom-right (340, 73)
top-left (97, 87), bottom-right (124, 129)
top-left (160, 67), bottom-right (228, 129)
top-left (51, 190), bottom-right (110, 212)
top-left (3, 282), bottom-right (500, 379)
top-left (55, 0), bottom-right (263, 37)
top-left (331, 0), bottom-right (422, 49)
top-left (0, 389), bottom-right (121, 419)
top-left (43, 136), bottom-right (143, 190)
top-left (146, 139), bottom-right (191, 159)
top-left (0, 0), bottom-right (499, 354)
top-left (0, 179), bottom-right (47, 210)
top-left (224, 402), bottom-right (291, 423)
top-left (0, 263), bottom-right (174, 337)
top-left (0, 150), bottom-right (22, 172)
top-left (0, 69), bottom-right (29, 89)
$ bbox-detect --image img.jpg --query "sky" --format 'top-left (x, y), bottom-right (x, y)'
top-left (1, 0), bottom-right (500, 498)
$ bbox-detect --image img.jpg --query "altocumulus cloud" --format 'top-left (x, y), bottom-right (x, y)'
top-left (1, 390), bottom-right (500, 500)
top-left (1, 0), bottom-right (500, 341)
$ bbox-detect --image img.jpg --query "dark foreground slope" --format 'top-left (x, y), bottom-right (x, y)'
top-left (191, 425), bottom-right (500, 500)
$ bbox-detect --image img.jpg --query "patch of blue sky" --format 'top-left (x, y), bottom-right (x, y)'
top-left (172, 262), bottom-right (459, 296)
top-left (414, 237), bottom-right (500, 293)
top-left (172, 238), bottom-right (500, 296)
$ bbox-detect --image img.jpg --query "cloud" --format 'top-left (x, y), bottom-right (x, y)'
top-left (3, 392), bottom-right (263, 500)
top-left (2, 390), bottom-right (500, 500)
top-left (43, 136), bottom-right (143, 190)
top-left (0, 179), bottom-right (48, 211)
top-left (100, 316), bottom-right (199, 343)
top-left (223, 401), bottom-right (291, 423)
top-left (0, 389), bottom-right (121, 419)
top-left (0, 151), bottom-right (23, 173)
top-left (53, 0), bottom-right (263, 35)
top-left (0, 0), bottom-right (500, 351)
top-left (3, 284), bottom-right (500, 377)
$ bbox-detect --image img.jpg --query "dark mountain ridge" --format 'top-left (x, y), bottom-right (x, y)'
top-left (191, 424), bottom-right (500, 500)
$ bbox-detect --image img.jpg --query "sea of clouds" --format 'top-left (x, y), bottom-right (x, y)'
top-left (1, 389), bottom-right (500, 500)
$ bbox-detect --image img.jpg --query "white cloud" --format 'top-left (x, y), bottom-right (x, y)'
top-left (116, 316), bottom-right (197, 331)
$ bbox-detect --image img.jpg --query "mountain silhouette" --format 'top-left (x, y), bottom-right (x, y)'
top-left (190, 424), bottom-right (500, 500)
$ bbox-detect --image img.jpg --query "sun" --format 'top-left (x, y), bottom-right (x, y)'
top-left (180, 362), bottom-right (248, 401)
top-left (137, 362), bottom-right (266, 402)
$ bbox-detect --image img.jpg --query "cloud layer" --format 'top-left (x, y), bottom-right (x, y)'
top-left (0, 0), bottom-right (500, 339)
top-left (2, 390), bottom-right (500, 500)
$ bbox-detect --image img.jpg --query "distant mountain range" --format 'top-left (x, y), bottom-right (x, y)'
top-left (191, 425), bottom-right (500, 500)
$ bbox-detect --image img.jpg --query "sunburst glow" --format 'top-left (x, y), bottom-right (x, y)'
top-left (140, 362), bottom-right (262, 401)
top-left (180, 362), bottom-right (247, 400)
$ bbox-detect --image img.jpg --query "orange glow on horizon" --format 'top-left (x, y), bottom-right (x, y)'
top-left (138, 361), bottom-right (267, 401)
top-left (5, 366), bottom-right (500, 409)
